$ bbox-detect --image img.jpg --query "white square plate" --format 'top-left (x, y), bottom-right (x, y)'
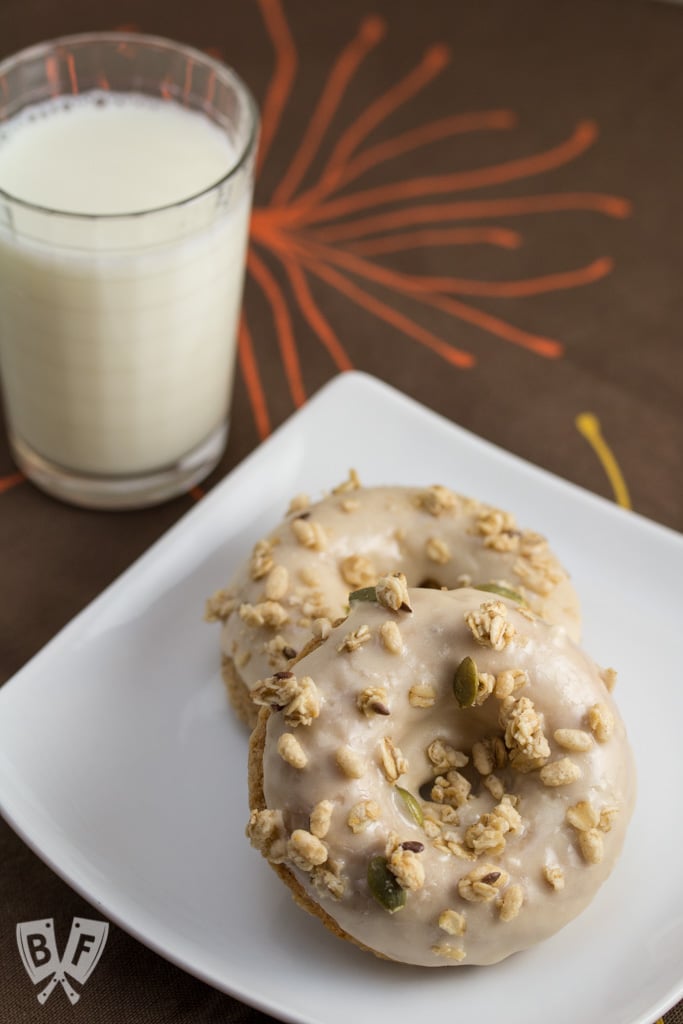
top-left (1, 372), bottom-right (681, 1024)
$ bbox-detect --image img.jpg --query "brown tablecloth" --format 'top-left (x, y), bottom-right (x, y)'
top-left (1, 0), bottom-right (681, 1021)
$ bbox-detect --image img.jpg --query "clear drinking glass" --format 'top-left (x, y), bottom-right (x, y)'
top-left (0, 33), bottom-right (258, 509)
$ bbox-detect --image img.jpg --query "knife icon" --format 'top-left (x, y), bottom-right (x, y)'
top-left (16, 917), bottom-right (109, 1004)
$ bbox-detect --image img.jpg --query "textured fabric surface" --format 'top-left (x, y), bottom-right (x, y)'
top-left (0, 0), bottom-right (681, 1021)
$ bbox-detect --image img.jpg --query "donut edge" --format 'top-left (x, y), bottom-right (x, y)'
top-left (247, 705), bottom-right (393, 962)
top-left (223, 632), bottom-right (334, 731)
top-left (222, 655), bottom-right (258, 729)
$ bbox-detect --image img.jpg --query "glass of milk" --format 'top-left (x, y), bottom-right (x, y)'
top-left (0, 33), bottom-right (258, 508)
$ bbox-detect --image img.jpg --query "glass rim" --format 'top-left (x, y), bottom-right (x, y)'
top-left (0, 30), bottom-right (260, 221)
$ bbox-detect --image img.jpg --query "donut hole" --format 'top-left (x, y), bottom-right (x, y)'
top-left (458, 758), bottom-right (485, 796)
top-left (417, 758), bottom-right (485, 805)
top-left (417, 577), bottom-right (446, 590)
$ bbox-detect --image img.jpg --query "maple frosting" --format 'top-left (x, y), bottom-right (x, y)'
top-left (247, 585), bottom-right (635, 967)
top-left (208, 478), bottom-right (582, 724)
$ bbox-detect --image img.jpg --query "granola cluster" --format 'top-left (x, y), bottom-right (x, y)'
top-left (415, 484), bottom-right (458, 516)
top-left (499, 695), bottom-right (551, 772)
top-left (465, 599), bottom-right (517, 651)
top-left (251, 671), bottom-right (321, 727)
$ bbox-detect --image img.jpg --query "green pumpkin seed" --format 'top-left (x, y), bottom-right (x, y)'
top-left (453, 656), bottom-right (478, 708)
top-left (367, 856), bottom-right (406, 913)
top-left (348, 586), bottom-right (378, 603)
top-left (396, 786), bottom-right (424, 827)
top-left (474, 582), bottom-right (526, 605)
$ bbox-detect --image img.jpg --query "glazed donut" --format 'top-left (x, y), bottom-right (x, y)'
top-left (206, 475), bottom-right (582, 726)
top-left (246, 583), bottom-right (635, 967)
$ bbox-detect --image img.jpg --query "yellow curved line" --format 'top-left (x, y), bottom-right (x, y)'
top-left (575, 412), bottom-right (631, 509)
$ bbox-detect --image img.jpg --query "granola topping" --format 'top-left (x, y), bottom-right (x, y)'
top-left (494, 668), bottom-right (529, 700)
top-left (239, 600), bottom-right (289, 629)
top-left (458, 863), bottom-right (510, 902)
top-left (242, 549), bottom-right (633, 967)
top-left (431, 770), bottom-right (471, 809)
top-left (264, 633), bottom-right (297, 667)
top-left (388, 846), bottom-right (425, 891)
top-left (543, 865), bottom-right (565, 890)
top-left (376, 572), bottom-right (412, 613)
top-left (464, 796), bottom-right (522, 857)
top-left (500, 695), bottom-right (551, 772)
top-left (498, 883), bottom-right (524, 922)
top-left (426, 536), bottom-right (452, 564)
top-left (249, 538), bottom-right (275, 581)
top-left (566, 800), bottom-right (600, 832)
top-left (336, 745), bottom-right (366, 779)
top-left (539, 757), bottom-right (582, 787)
top-left (475, 507), bottom-right (517, 538)
top-left (291, 517), bottom-right (327, 550)
top-left (578, 829), bottom-right (604, 865)
top-left (347, 800), bottom-right (380, 834)
top-left (332, 468), bottom-right (361, 494)
top-left (217, 485), bottom-right (584, 741)
top-left (287, 492), bottom-right (310, 515)
top-left (416, 485), bottom-right (458, 516)
top-left (438, 909), bottom-right (466, 936)
top-left (246, 809), bottom-right (287, 863)
top-left (357, 687), bottom-right (390, 716)
top-left (380, 620), bottom-right (404, 654)
top-left (264, 565), bottom-right (289, 602)
top-left (204, 588), bottom-right (235, 622)
top-left (553, 728), bottom-right (593, 753)
top-left (427, 739), bottom-right (469, 773)
top-left (312, 617), bottom-right (332, 640)
top-left (601, 667), bottom-right (618, 692)
top-left (471, 737), bottom-right (507, 776)
top-left (431, 943), bottom-right (466, 961)
top-left (277, 732), bottom-right (308, 769)
top-left (408, 682), bottom-right (436, 708)
top-left (251, 673), bottom-right (321, 727)
top-left (311, 863), bottom-right (346, 900)
top-left (465, 600), bottom-right (517, 650)
top-left (379, 737), bottom-right (408, 782)
top-left (288, 829), bottom-right (328, 871)
top-left (310, 800), bottom-right (334, 839)
top-left (586, 702), bottom-right (615, 743)
top-left (340, 554), bottom-right (377, 589)
top-left (338, 624), bottom-right (372, 654)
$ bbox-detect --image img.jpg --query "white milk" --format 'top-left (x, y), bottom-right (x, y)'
top-left (0, 92), bottom-right (252, 475)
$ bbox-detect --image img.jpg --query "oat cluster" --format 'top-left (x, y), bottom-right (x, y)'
top-left (465, 600), bottom-right (517, 651)
top-left (332, 468), bottom-right (361, 494)
top-left (499, 695), bottom-right (551, 772)
top-left (291, 516), bottom-right (327, 550)
top-left (204, 588), bottom-right (236, 622)
top-left (340, 554), bottom-right (376, 588)
top-left (416, 485), bottom-right (458, 516)
top-left (239, 600), bottom-right (289, 629)
top-left (251, 672), bottom-right (321, 727)
top-left (376, 572), bottom-right (412, 612)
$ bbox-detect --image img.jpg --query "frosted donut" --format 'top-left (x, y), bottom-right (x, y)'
top-left (206, 475), bottom-right (581, 726)
top-left (246, 584), bottom-right (635, 967)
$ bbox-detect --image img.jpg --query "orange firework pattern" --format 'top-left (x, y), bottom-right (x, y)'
top-left (0, 3), bottom-right (633, 501)
top-left (242, 0), bottom-right (632, 439)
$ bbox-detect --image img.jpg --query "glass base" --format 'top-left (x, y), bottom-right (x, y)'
top-left (10, 423), bottom-right (228, 510)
